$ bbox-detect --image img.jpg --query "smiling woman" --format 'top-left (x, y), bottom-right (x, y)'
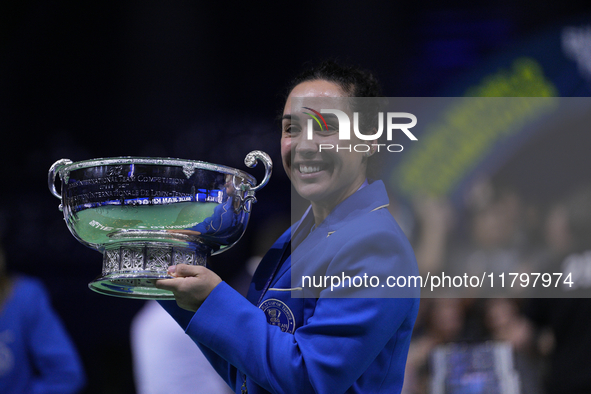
top-left (281, 80), bottom-right (370, 224)
top-left (155, 60), bottom-right (420, 394)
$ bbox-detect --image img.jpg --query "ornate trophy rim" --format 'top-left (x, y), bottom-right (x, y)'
top-left (51, 156), bottom-right (257, 186)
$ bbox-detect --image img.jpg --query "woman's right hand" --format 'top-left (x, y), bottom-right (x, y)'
top-left (155, 264), bottom-right (222, 312)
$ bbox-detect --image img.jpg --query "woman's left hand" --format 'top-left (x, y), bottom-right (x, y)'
top-left (155, 264), bottom-right (222, 312)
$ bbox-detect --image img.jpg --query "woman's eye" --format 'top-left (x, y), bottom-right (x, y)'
top-left (317, 124), bottom-right (337, 135)
top-left (284, 125), bottom-right (300, 135)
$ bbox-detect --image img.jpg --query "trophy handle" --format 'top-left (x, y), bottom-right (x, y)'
top-left (48, 159), bottom-right (73, 207)
top-left (235, 151), bottom-right (273, 213)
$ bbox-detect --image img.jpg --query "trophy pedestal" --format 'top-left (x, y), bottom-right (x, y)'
top-left (88, 242), bottom-right (209, 299)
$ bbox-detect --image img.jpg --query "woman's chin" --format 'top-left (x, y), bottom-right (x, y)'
top-left (293, 184), bottom-right (330, 203)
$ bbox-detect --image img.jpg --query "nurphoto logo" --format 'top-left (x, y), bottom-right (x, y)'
top-left (303, 107), bottom-right (418, 153)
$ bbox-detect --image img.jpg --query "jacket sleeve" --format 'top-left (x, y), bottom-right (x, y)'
top-left (184, 223), bottom-right (419, 394)
top-left (187, 283), bottom-right (416, 394)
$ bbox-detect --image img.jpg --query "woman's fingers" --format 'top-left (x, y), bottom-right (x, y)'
top-left (168, 263), bottom-right (207, 278)
top-left (155, 264), bottom-right (222, 312)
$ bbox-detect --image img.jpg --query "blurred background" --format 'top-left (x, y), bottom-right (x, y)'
top-left (1, 1), bottom-right (591, 393)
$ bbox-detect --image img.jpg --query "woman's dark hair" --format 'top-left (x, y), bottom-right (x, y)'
top-left (285, 60), bottom-right (387, 178)
top-left (286, 60), bottom-right (382, 99)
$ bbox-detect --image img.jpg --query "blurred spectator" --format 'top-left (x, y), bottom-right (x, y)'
top-left (406, 176), bottom-right (549, 393)
top-left (402, 298), bottom-right (467, 394)
top-left (131, 300), bottom-right (233, 394)
top-left (484, 299), bottom-right (532, 354)
top-left (412, 177), bottom-right (531, 279)
top-left (459, 178), bottom-right (530, 278)
top-left (411, 196), bottom-right (455, 276)
top-left (526, 184), bottom-right (591, 394)
top-left (0, 241), bottom-right (86, 394)
top-left (483, 299), bottom-right (543, 394)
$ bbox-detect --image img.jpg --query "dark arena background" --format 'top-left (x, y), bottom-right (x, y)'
top-left (2, 1), bottom-right (591, 393)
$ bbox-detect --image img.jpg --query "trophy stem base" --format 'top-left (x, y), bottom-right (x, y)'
top-left (88, 241), bottom-right (210, 299)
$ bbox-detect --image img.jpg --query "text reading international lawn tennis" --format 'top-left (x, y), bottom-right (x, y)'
top-left (302, 272), bottom-right (574, 293)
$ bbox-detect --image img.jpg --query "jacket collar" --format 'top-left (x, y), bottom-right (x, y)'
top-left (284, 179), bottom-right (390, 278)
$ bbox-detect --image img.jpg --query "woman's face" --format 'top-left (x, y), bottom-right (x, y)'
top-left (281, 80), bottom-right (368, 209)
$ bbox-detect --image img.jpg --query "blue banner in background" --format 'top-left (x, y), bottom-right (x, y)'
top-left (385, 19), bottom-right (591, 207)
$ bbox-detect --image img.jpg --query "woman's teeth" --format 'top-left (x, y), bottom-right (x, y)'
top-left (299, 165), bottom-right (321, 174)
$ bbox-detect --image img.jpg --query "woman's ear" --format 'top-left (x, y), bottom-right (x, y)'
top-left (365, 136), bottom-right (378, 157)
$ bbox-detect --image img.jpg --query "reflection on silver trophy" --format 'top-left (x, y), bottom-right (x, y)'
top-left (48, 151), bottom-right (272, 299)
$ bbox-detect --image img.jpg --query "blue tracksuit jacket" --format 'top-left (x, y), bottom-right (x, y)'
top-left (160, 180), bottom-right (420, 393)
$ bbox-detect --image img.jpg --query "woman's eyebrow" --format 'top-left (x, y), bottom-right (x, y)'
top-left (322, 114), bottom-right (339, 123)
top-left (281, 114), bottom-right (304, 123)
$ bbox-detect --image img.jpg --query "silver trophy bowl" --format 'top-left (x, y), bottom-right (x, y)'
top-left (48, 151), bottom-right (272, 299)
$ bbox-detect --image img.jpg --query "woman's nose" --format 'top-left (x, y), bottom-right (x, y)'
top-left (294, 133), bottom-right (318, 157)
